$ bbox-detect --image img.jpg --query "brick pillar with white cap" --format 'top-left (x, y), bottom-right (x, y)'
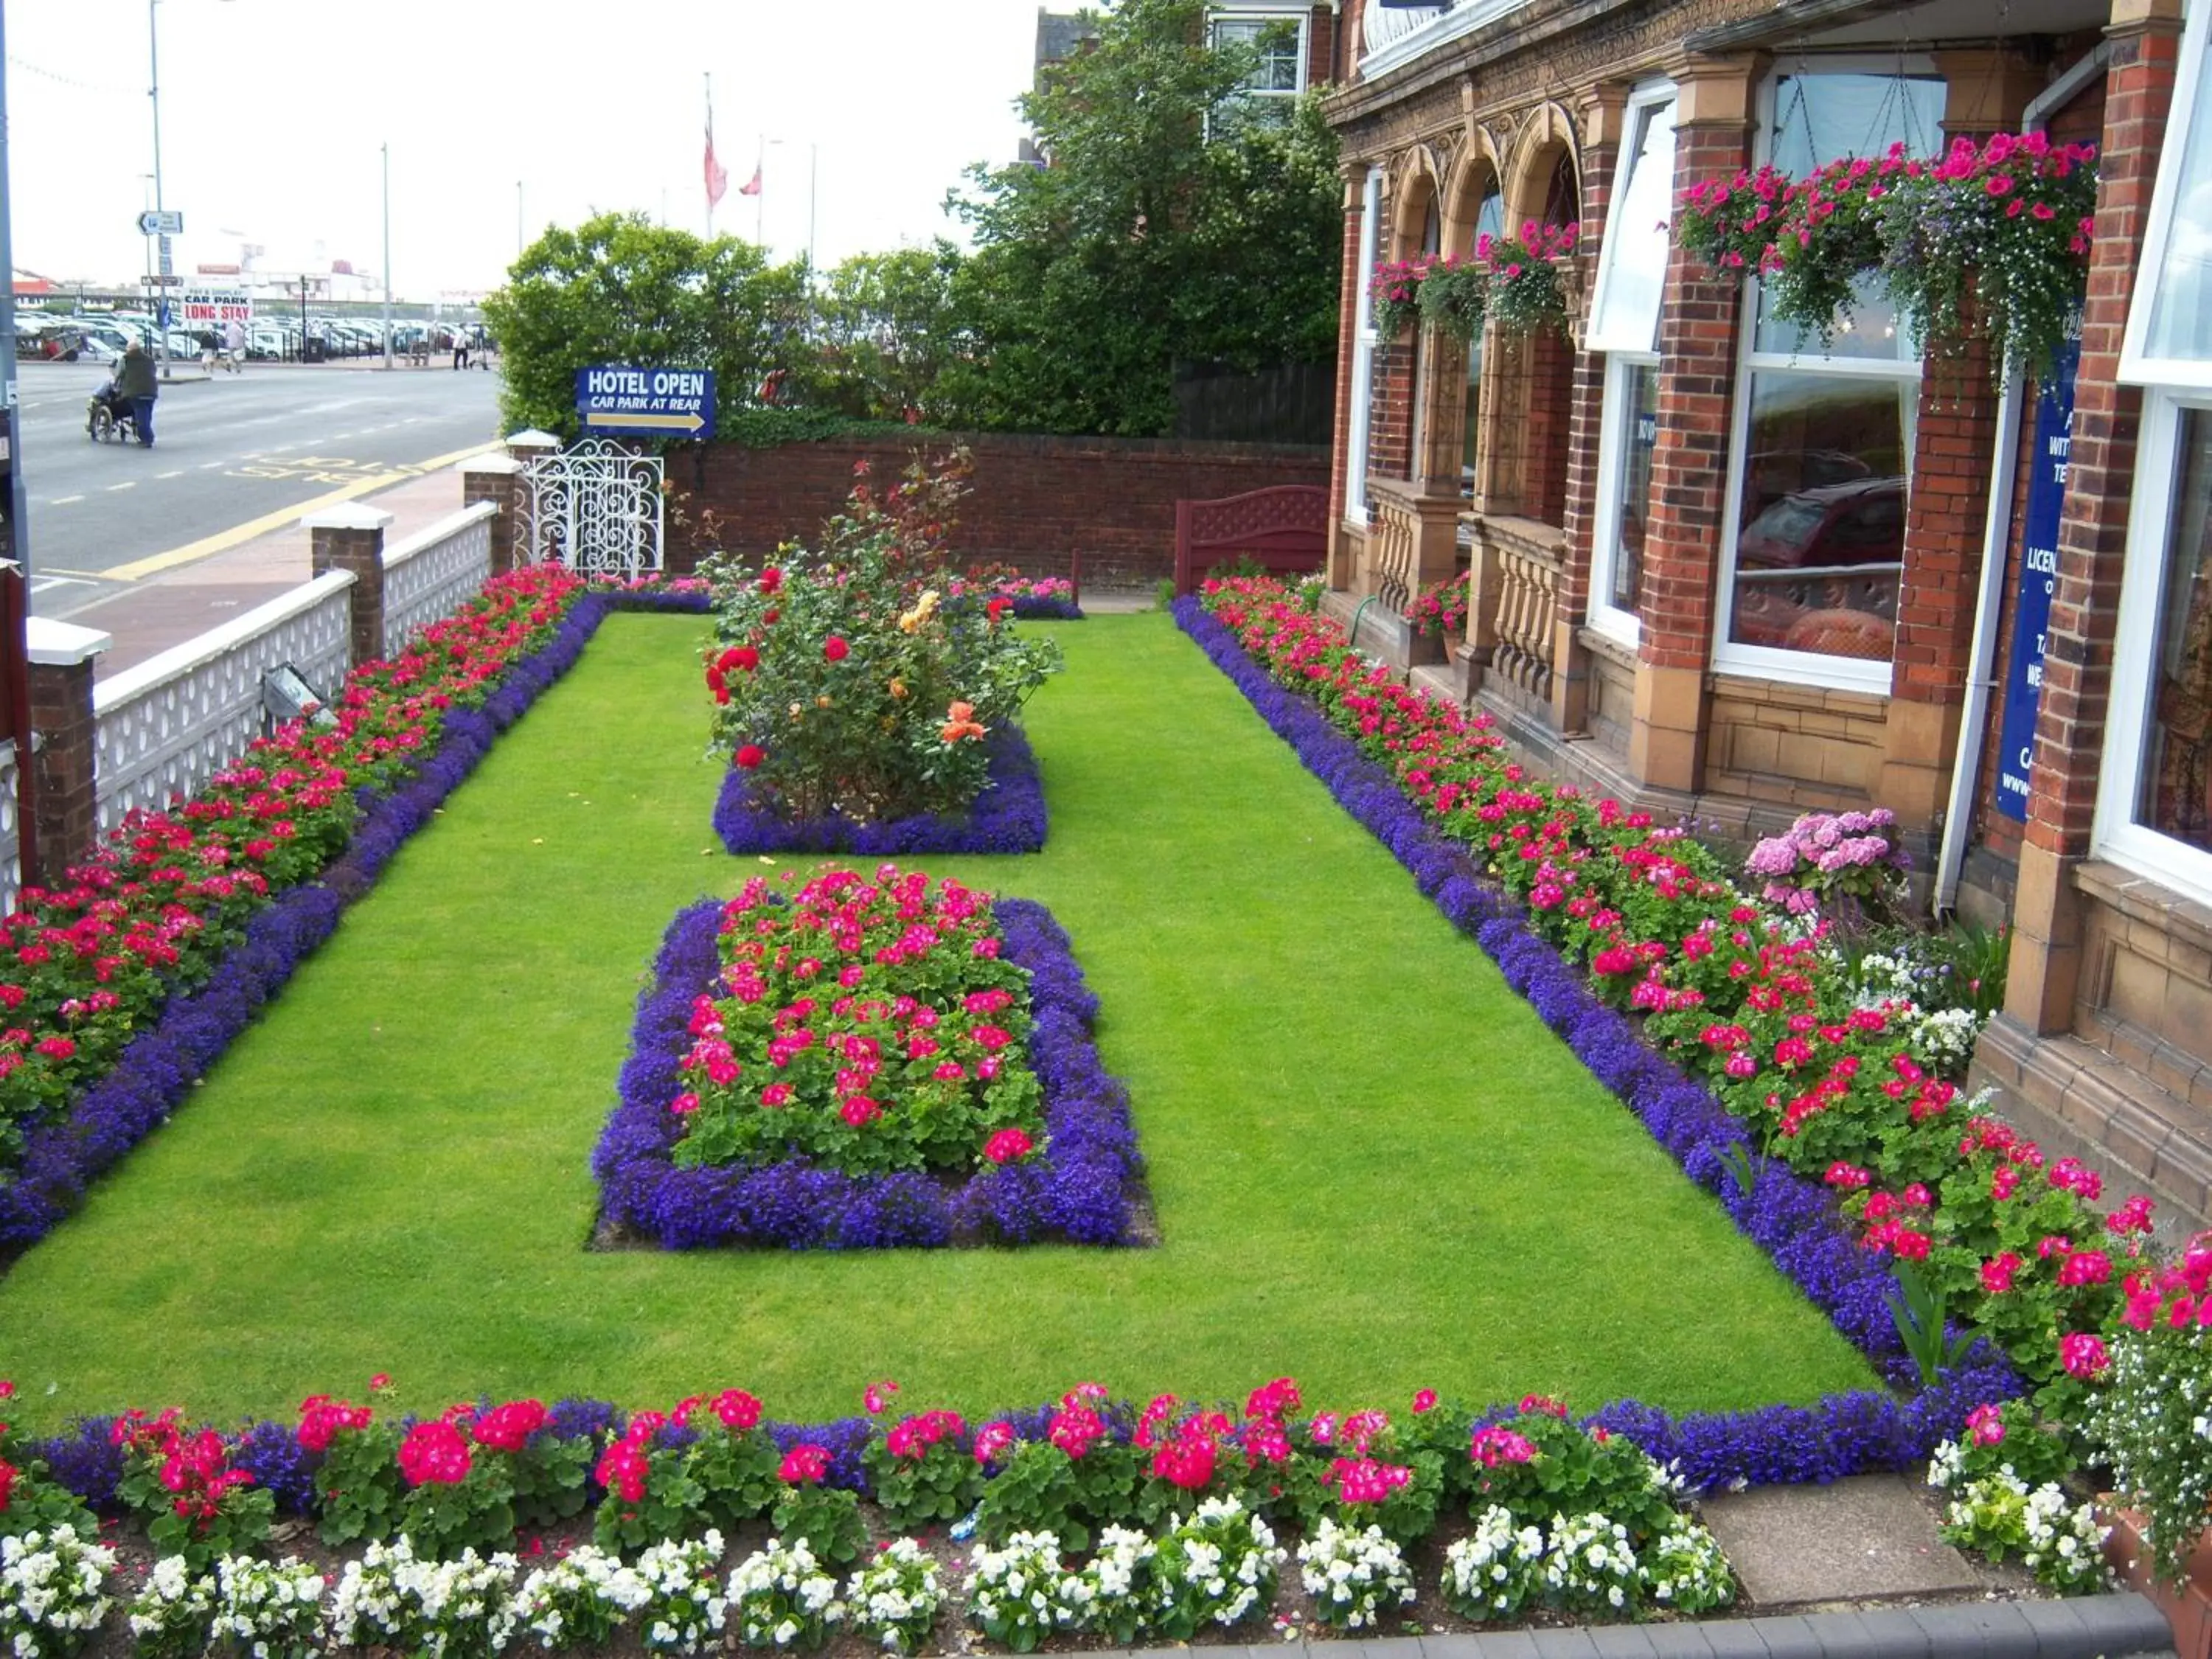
top-left (303, 504), bottom-right (394, 669)
top-left (460, 454), bottom-right (526, 575)
top-left (23, 616), bottom-right (110, 886)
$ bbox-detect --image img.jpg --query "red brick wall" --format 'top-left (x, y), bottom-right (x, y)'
top-left (1305, 4), bottom-right (1335, 89)
top-left (1368, 338), bottom-right (1416, 484)
top-left (1894, 334), bottom-right (2000, 706)
top-left (1557, 137), bottom-right (1617, 621)
top-left (670, 434), bottom-right (1327, 587)
top-left (1641, 117), bottom-right (1753, 674)
top-left (2025, 22), bottom-right (2180, 859)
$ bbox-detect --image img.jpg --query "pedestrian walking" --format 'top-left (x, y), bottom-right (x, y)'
top-left (115, 341), bottom-right (159, 448)
top-left (223, 316), bottom-right (247, 373)
top-left (451, 330), bottom-right (470, 371)
top-left (198, 328), bottom-right (219, 374)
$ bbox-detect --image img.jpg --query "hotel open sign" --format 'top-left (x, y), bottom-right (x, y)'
top-left (575, 365), bottom-right (717, 438)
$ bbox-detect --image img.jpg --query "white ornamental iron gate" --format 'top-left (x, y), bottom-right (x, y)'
top-left (522, 437), bottom-right (665, 577)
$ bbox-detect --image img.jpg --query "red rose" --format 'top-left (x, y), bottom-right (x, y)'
top-left (824, 636), bottom-right (850, 662)
top-left (736, 745), bottom-right (767, 770)
top-left (759, 567), bottom-right (783, 595)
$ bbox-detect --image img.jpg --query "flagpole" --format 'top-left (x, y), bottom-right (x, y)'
top-left (755, 133), bottom-right (765, 246)
top-left (704, 73), bottom-right (714, 237)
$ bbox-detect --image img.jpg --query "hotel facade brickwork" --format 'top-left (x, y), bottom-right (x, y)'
top-left (1321, 0), bottom-right (2212, 1227)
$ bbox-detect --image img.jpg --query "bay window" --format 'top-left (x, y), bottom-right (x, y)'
top-left (1713, 69), bottom-right (1944, 689)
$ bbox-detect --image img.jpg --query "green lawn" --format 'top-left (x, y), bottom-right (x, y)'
top-left (0, 613), bottom-right (1877, 1429)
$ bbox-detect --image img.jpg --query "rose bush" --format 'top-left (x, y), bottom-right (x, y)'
top-left (701, 454), bottom-right (1060, 827)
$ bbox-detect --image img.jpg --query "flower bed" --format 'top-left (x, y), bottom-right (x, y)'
top-left (0, 568), bottom-right (611, 1256)
top-left (1180, 579), bottom-right (2152, 1405)
top-left (713, 728), bottom-right (1048, 856)
top-left (1170, 589), bottom-right (2040, 1459)
top-left (591, 874), bottom-right (1145, 1249)
top-left (946, 576), bottom-right (1085, 622)
top-left (3, 1374), bottom-right (1762, 1652)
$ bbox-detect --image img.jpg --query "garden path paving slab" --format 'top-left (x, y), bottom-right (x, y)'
top-left (1699, 1477), bottom-right (1980, 1607)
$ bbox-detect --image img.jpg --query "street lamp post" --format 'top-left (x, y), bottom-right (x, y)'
top-left (382, 143), bottom-right (393, 370)
top-left (147, 0), bottom-right (170, 380)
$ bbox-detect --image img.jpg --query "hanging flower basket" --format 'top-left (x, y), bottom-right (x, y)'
top-left (1760, 151), bottom-right (1910, 347)
top-left (1476, 221), bottom-right (1579, 336)
top-left (1878, 133), bottom-right (2098, 377)
top-left (1674, 165), bottom-right (1792, 276)
top-left (1367, 257), bottom-right (1430, 339)
top-left (1416, 255), bottom-right (1488, 343)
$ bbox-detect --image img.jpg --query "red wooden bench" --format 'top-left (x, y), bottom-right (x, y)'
top-left (1172, 485), bottom-right (1328, 596)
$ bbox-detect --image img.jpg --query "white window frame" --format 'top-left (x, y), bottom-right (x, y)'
top-left (1586, 83), bottom-right (1678, 356)
top-left (1709, 60), bottom-right (1941, 695)
top-left (1588, 355), bottom-right (1659, 646)
top-left (1211, 7), bottom-right (1311, 102)
top-left (2121, 0), bottom-right (2212, 387)
top-left (1346, 164), bottom-right (1384, 526)
top-left (2093, 388), bottom-right (2212, 905)
top-left (1585, 81), bottom-right (1678, 644)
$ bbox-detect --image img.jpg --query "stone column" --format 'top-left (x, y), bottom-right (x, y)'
top-left (461, 454), bottom-right (526, 575)
top-left (2006, 0), bottom-right (2185, 1034)
top-left (305, 504), bottom-right (394, 669)
top-left (24, 618), bottom-right (111, 887)
top-left (1629, 55), bottom-right (1763, 793)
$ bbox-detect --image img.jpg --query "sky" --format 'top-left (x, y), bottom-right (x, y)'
top-left (3, 0), bottom-right (1048, 299)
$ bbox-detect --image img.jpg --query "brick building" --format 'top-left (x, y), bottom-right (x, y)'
top-left (1319, 0), bottom-right (2212, 1226)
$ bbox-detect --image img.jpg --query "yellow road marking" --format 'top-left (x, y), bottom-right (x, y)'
top-left (104, 439), bottom-right (502, 582)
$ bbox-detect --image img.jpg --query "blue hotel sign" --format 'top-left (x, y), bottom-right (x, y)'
top-left (575, 365), bottom-right (717, 438)
top-left (1992, 341), bottom-right (2080, 823)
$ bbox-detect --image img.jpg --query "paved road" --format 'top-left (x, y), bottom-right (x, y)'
top-left (11, 362), bottom-right (504, 616)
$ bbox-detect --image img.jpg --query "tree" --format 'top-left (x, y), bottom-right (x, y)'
top-left (484, 212), bottom-right (813, 439)
top-left (937, 0), bottom-right (1341, 436)
top-left (812, 246), bottom-right (967, 422)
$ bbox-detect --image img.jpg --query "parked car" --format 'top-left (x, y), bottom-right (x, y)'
top-left (1736, 476), bottom-right (1907, 571)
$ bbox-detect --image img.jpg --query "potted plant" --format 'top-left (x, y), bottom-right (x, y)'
top-left (1367, 258), bottom-right (1430, 338)
top-left (1879, 132), bottom-right (2098, 377)
top-left (1416, 255), bottom-right (1488, 343)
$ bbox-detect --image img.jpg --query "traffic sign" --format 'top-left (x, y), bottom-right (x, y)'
top-left (157, 235), bottom-right (175, 277)
top-left (136, 209), bottom-right (183, 237)
top-left (575, 365), bottom-right (716, 439)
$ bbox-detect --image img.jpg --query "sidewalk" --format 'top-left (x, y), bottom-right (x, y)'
top-left (69, 461), bottom-right (481, 681)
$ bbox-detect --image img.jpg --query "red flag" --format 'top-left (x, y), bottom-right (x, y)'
top-left (705, 126), bottom-right (730, 210)
top-left (737, 164), bottom-right (762, 198)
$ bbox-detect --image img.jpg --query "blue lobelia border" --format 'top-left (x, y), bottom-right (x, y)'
top-left (712, 728), bottom-right (1048, 857)
top-left (0, 590), bottom-right (631, 1254)
top-left (1009, 597), bottom-right (1085, 621)
top-left (1171, 596), bottom-right (2018, 1489)
top-left (591, 893), bottom-right (1146, 1251)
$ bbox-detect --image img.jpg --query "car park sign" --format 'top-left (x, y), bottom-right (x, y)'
top-left (575, 365), bottom-right (716, 438)
top-left (179, 288), bottom-right (252, 324)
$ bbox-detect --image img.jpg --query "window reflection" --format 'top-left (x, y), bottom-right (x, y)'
top-left (2142, 409), bottom-right (2212, 848)
top-left (1610, 364), bottom-right (1660, 613)
top-left (1729, 371), bottom-right (1908, 661)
